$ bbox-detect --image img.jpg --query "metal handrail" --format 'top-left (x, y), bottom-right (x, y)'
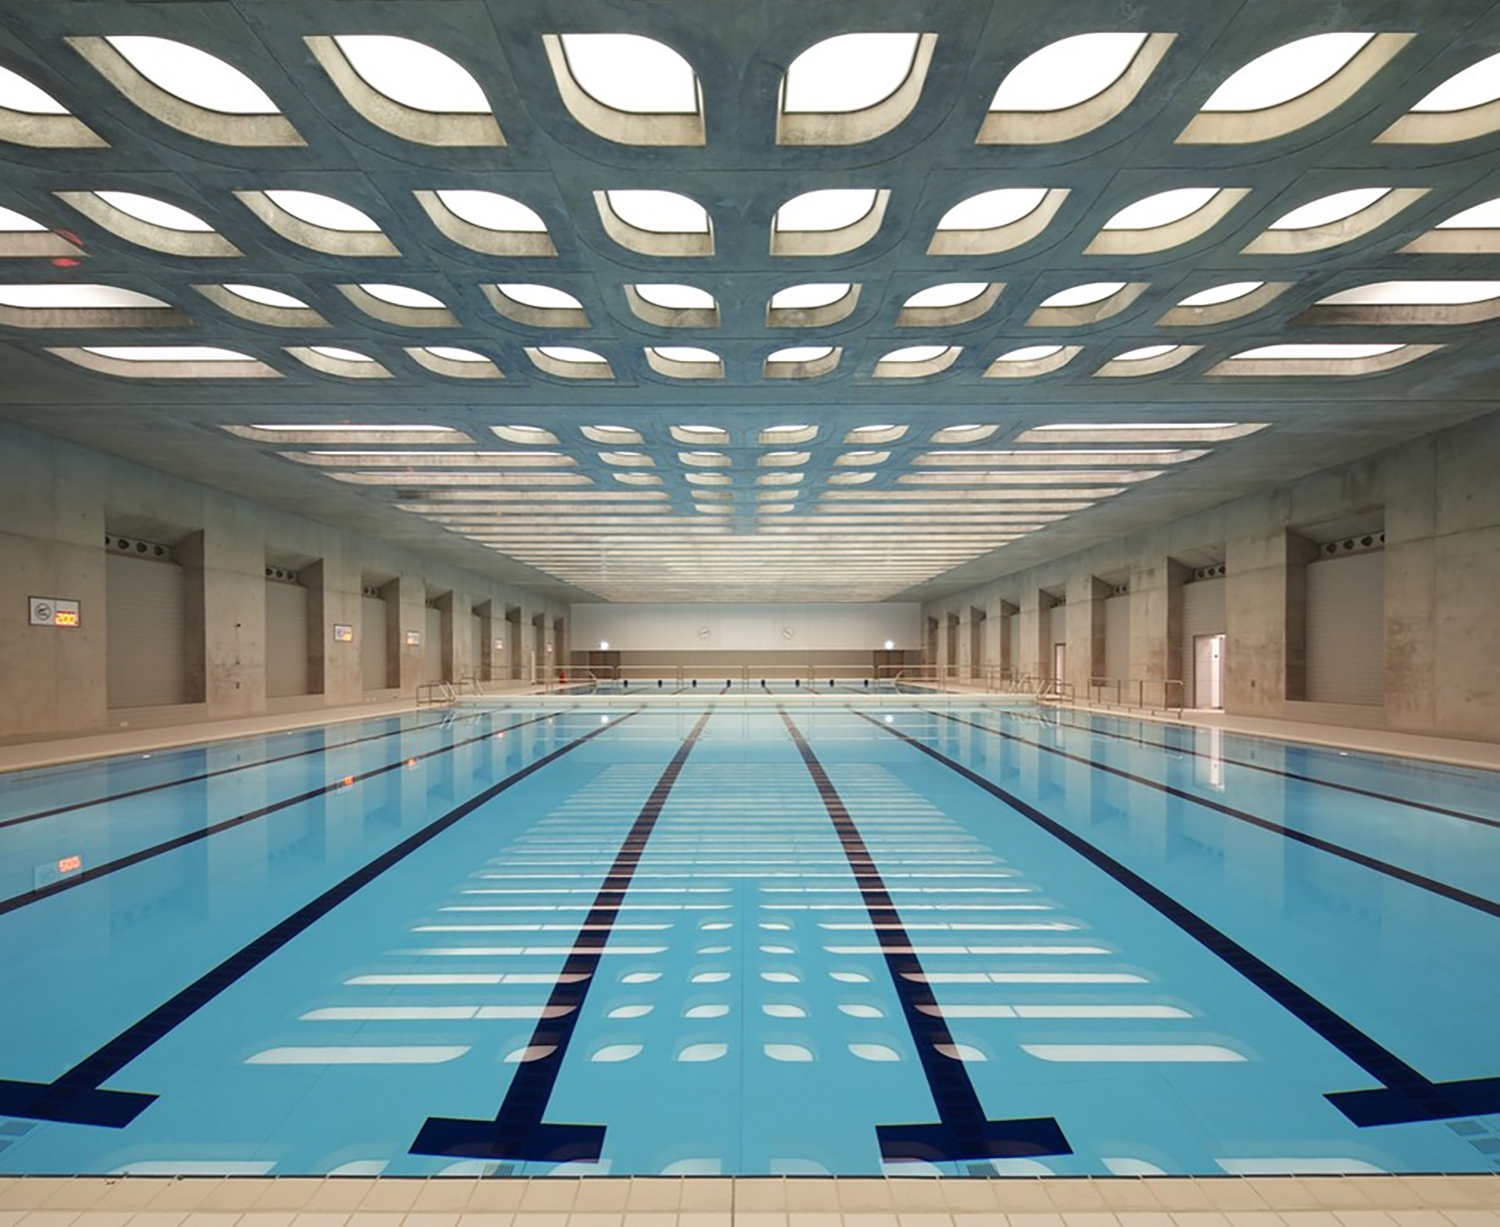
top-left (1084, 677), bottom-right (1186, 715)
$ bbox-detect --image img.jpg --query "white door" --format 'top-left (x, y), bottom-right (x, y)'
top-left (1193, 633), bottom-right (1224, 709)
top-left (1052, 643), bottom-right (1066, 685)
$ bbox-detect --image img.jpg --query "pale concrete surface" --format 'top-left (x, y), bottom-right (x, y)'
top-left (0, 1175), bottom-right (1498, 1215)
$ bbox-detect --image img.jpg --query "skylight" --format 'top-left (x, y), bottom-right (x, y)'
top-left (95, 191), bottom-right (213, 231)
top-left (775, 190), bottom-right (877, 231)
top-left (83, 345), bottom-right (252, 361)
top-left (1233, 343), bottom-right (1405, 359)
top-left (0, 285), bottom-right (168, 308)
top-left (105, 36), bottom-right (278, 114)
top-left (880, 345), bottom-right (949, 362)
top-left (771, 284), bottom-right (851, 309)
top-left (264, 190), bottom-right (379, 232)
top-left (1202, 33), bottom-right (1374, 111)
top-left (1115, 344), bottom-right (1179, 361)
top-left (904, 283), bottom-right (988, 308)
top-left (768, 346), bottom-right (834, 362)
top-left (1177, 281), bottom-right (1263, 306)
top-left (0, 66), bottom-right (68, 114)
top-left (423, 346), bottom-right (489, 362)
top-left (1409, 51), bottom-right (1500, 112)
top-left (434, 190), bottom-right (546, 232)
top-left (1269, 187), bottom-right (1390, 230)
top-left (537, 346), bottom-right (608, 364)
top-left (309, 345), bottom-right (375, 362)
top-left (995, 345), bottom-right (1063, 361)
top-left (1437, 198), bottom-right (1500, 228)
top-left (936, 189), bottom-right (1047, 230)
top-left (606, 190), bottom-right (709, 233)
top-left (0, 205), bottom-right (44, 231)
top-left (332, 36), bottom-right (489, 113)
top-left (1103, 188), bottom-right (1219, 229)
top-left (782, 34), bottom-right (921, 112)
top-left (494, 284), bottom-right (583, 310)
top-left (1318, 281), bottom-right (1500, 305)
top-left (221, 285), bottom-right (309, 308)
top-left (634, 284), bottom-right (714, 309)
top-left (358, 284), bottom-right (445, 309)
top-left (652, 347), bottom-right (719, 363)
top-left (989, 33), bottom-right (1148, 111)
top-left (1041, 282), bottom-right (1125, 307)
top-left (558, 34), bottom-right (698, 114)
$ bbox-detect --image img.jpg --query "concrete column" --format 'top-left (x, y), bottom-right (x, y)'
top-left (1019, 589), bottom-right (1050, 678)
top-left (388, 575), bottom-right (425, 695)
top-left (984, 595), bottom-right (1008, 680)
top-left (1066, 575), bottom-right (1110, 695)
top-left (1131, 557), bottom-right (1189, 705)
top-left (1224, 500), bottom-right (1319, 716)
top-left (994, 599), bottom-right (1018, 680)
top-left (180, 525), bottom-right (261, 719)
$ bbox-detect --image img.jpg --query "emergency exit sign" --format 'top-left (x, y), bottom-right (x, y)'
top-left (29, 596), bottom-right (80, 628)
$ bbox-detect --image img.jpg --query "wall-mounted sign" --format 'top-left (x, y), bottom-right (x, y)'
top-left (29, 596), bottom-right (80, 628)
top-left (332, 623), bottom-right (353, 643)
top-left (494, 638), bottom-right (504, 651)
top-left (405, 629), bottom-right (422, 647)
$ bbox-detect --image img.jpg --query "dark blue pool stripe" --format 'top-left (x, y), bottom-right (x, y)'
top-left (0, 710), bottom-right (569, 917)
top-left (0, 713), bottom-right (470, 829)
top-left (855, 709), bottom-right (1500, 1129)
top-left (779, 707), bottom-right (1070, 1165)
top-left (924, 708), bottom-right (1500, 920)
top-left (411, 709), bottom-right (713, 1163)
top-left (1026, 709), bottom-right (1500, 832)
top-left (0, 708), bottom-right (639, 1129)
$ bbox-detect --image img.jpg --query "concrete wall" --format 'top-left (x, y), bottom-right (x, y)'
top-left (0, 422), bottom-right (567, 745)
top-left (570, 603), bottom-right (922, 652)
top-left (921, 411), bottom-right (1500, 744)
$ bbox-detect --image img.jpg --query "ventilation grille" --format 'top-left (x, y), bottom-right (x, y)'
top-left (1191, 563), bottom-right (1226, 581)
top-left (265, 565), bottom-right (300, 583)
top-left (362, 584), bottom-right (383, 598)
top-left (104, 533), bottom-right (173, 562)
top-left (1320, 531), bottom-right (1385, 557)
top-left (1110, 582), bottom-right (1129, 596)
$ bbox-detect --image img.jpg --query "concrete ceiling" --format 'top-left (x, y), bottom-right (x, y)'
top-left (0, 0), bottom-right (1497, 603)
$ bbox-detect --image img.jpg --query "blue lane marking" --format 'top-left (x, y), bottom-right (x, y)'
top-left (0, 710), bottom-right (635, 1130)
top-left (858, 708), bottom-right (1500, 1129)
top-left (779, 707), bottom-right (1071, 1165)
top-left (410, 708), bottom-right (715, 1164)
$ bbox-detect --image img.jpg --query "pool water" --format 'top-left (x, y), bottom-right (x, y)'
top-left (0, 702), bottom-right (1497, 1177)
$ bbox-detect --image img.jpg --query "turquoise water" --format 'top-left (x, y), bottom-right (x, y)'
top-left (0, 702), bottom-right (1497, 1176)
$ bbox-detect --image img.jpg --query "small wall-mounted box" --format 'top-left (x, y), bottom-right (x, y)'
top-left (29, 596), bottom-right (81, 628)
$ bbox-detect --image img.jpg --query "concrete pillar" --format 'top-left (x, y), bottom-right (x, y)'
top-left (1224, 501), bottom-right (1319, 717)
top-left (1019, 589), bottom-right (1051, 679)
top-left (179, 525), bottom-right (261, 719)
top-left (1066, 575), bottom-right (1110, 695)
top-left (1131, 557), bottom-right (1190, 705)
top-left (994, 599), bottom-right (1018, 680)
top-left (388, 575), bottom-right (425, 695)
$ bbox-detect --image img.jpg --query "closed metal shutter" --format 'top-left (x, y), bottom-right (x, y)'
top-left (1306, 551), bottom-right (1385, 705)
top-left (265, 581), bottom-right (310, 697)
top-left (106, 553), bottom-right (190, 709)
top-left (1104, 594), bottom-right (1130, 680)
top-left (424, 607), bottom-right (444, 682)
top-left (361, 595), bottom-right (388, 690)
top-left (1181, 577), bottom-right (1227, 700)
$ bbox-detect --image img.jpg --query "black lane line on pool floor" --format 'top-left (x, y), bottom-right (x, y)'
top-left (0, 712), bottom-right (471, 829)
top-left (410, 708), bottom-right (714, 1164)
top-left (779, 707), bottom-right (1071, 1166)
top-left (1022, 708), bottom-right (1500, 832)
top-left (0, 710), bottom-right (567, 917)
top-left (922, 708), bottom-right (1500, 921)
top-left (0, 708), bottom-right (641, 1130)
top-left (854, 708), bottom-right (1500, 1129)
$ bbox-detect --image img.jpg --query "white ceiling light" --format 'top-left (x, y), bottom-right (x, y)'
top-left (1233, 343), bottom-right (1405, 359)
top-left (633, 284), bottom-right (714, 309)
top-left (1102, 187), bottom-right (1219, 230)
top-left (105, 36), bottom-right (278, 114)
top-left (537, 346), bottom-right (607, 364)
top-left (903, 282), bottom-right (988, 308)
top-left (95, 191), bottom-right (213, 231)
top-left (358, 284), bottom-right (445, 309)
top-left (936, 188), bottom-right (1047, 230)
top-left (782, 33), bottom-right (921, 112)
top-left (1318, 281), bottom-right (1500, 305)
top-left (990, 33), bottom-right (1148, 111)
top-left (1040, 282), bottom-right (1125, 308)
top-left (0, 66), bottom-right (69, 114)
top-left (264, 190), bottom-right (380, 232)
top-left (434, 190), bottom-right (546, 232)
top-left (606, 189), bottom-right (708, 233)
top-left (652, 346), bottom-right (719, 363)
top-left (880, 345), bottom-right (949, 362)
top-left (559, 34), bottom-right (698, 114)
top-left (1202, 33), bottom-right (1374, 112)
top-left (0, 284), bottom-right (168, 308)
top-left (1114, 344), bottom-right (1179, 361)
top-left (768, 346), bottom-right (834, 362)
top-left (995, 345), bottom-right (1063, 361)
top-left (332, 35), bottom-right (489, 113)
top-left (1437, 198), bottom-right (1500, 229)
top-left (423, 346), bottom-right (489, 362)
top-left (1410, 51), bottom-right (1500, 112)
top-left (83, 345), bottom-right (252, 361)
top-left (495, 284), bottom-right (583, 310)
top-left (1269, 187), bottom-right (1390, 230)
top-left (221, 284), bottom-right (309, 308)
top-left (309, 345), bottom-right (375, 362)
top-left (1177, 281), bottom-right (1263, 307)
top-left (0, 205), bottom-right (45, 231)
top-left (775, 189), bottom-right (877, 231)
top-left (770, 283), bottom-right (851, 309)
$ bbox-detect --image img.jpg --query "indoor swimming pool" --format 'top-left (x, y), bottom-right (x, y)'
top-left (0, 702), bottom-right (1497, 1178)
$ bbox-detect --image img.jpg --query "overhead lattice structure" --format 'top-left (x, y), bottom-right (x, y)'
top-left (1, 0), bottom-right (1498, 602)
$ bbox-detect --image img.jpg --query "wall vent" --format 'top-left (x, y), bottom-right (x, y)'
top-left (265, 565), bottom-right (300, 583)
top-left (1320, 532), bottom-right (1385, 558)
top-left (1190, 563), bottom-right (1226, 581)
top-left (1110, 582), bottom-right (1129, 596)
top-left (104, 533), bottom-right (172, 561)
top-left (362, 585), bottom-right (382, 598)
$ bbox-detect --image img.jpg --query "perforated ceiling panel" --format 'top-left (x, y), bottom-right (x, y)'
top-left (0, 1), bottom-right (1498, 602)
